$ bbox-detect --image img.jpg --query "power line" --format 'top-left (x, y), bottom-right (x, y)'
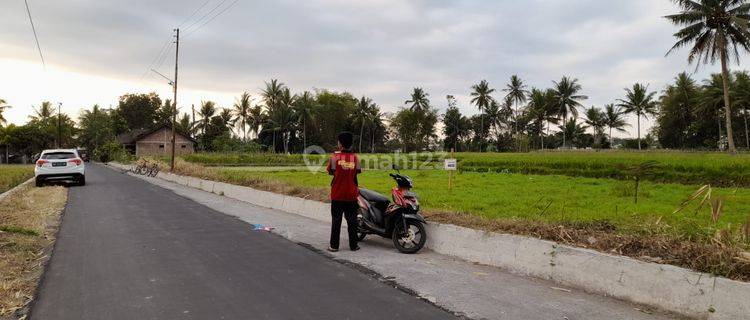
top-left (24, 0), bottom-right (45, 69)
top-left (183, 0), bottom-right (230, 34)
top-left (179, 0), bottom-right (213, 28)
top-left (139, 36), bottom-right (173, 81)
top-left (184, 0), bottom-right (240, 37)
top-left (153, 42), bottom-right (174, 72)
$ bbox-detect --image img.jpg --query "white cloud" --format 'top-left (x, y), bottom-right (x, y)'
top-left (1, 0), bottom-right (745, 138)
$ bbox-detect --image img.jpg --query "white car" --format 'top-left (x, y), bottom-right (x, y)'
top-left (35, 149), bottom-right (86, 187)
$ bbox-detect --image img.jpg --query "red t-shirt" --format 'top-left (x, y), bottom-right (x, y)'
top-left (327, 151), bottom-right (361, 201)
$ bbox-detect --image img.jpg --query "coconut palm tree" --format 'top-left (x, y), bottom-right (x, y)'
top-left (552, 77), bottom-right (588, 148)
top-left (503, 75), bottom-right (529, 138)
top-left (665, 0), bottom-right (750, 154)
top-left (618, 83), bottom-right (659, 150)
top-left (247, 105), bottom-right (264, 139)
top-left (218, 108), bottom-right (235, 132)
top-left (603, 104), bottom-right (629, 147)
top-left (354, 96), bottom-right (374, 152)
top-left (733, 71), bottom-right (750, 148)
top-left (193, 101), bottom-right (216, 134)
top-left (293, 91), bottom-right (316, 151)
top-left (584, 106), bottom-right (607, 149)
top-left (262, 79), bottom-right (285, 108)
top-left (0, 98), bottom-right (10, 126)
top-left (264, 88), bottom-right (296, 153)
top-left (560, 119), bottom-right (588, 148)
top-left (700, 74), bottom-right (732, 147)
top-left (405, 87), bottom-right (430, 113)
top-left (470, 80), bottom-right (496, 151)
top-left (30, 101), bottom-right (55, 121)
top-left (368, 106), bottom-right (385, 153)
top-left (526, 88), bottom-right (558, 149)
top-left (232, 92), bottom-right (252, 141)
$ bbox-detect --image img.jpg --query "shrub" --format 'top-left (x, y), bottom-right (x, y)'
top-left (94, 142), bottom-right (132, 163)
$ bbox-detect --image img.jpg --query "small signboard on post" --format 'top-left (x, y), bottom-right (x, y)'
top-left (445, 151), bottom-right (457, 191)
top-left (444, 159), bottom-right (457, 171)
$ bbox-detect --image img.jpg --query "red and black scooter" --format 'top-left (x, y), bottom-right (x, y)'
top-left (356, 165), bottom-right (427, 254)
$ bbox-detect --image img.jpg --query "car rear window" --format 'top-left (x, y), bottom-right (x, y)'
top-left (42, 152), bottom-right (76, 160)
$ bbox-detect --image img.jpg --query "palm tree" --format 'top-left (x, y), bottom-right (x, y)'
top-left (248, 105), bottom-right (264, 139)
top-left (584, 106), bottom-right (607, 149)
top-left (733, 71), bottom-right (750, 148)
top-left (560, 119), bottom-right (588, 148)
top-left (232, 92), bottom-right (252, 141)
top-left (503, 75), bottom-right (529, 142)
top-left (665, 0), bottom-right (750, 154)
top-left (30, 101), bottom-right (55, 121)
top-left (193, 101), bottom-right (216, 134)
top-left (603, 104), bottom-right (629, 147)
top-left (470, 80), bottom-right (496, 151)
top-left (526, 88), bottom-right (557, 149)
top-left (484, 100), bottom-right (504, 148)
top-left (219, 108), bottom-right (235, 132)
top-left (700, 74), bottom-right (731, 147)
top-left (0, 98), bottom-right (10, 126)
top-left (264, 88), bottom-right (296, 153)
top-left (262, 79), bottom-right (285, 108)
top-left (618, 83), bottom-right (658, 150)
top-left (405, 88), bottom-right (430, 113)
top-left (293, 91), bottom-right (316, 151)
top-left (552, 77), bottom-right (588, 148)
top-left (354, 96), bottom-right (374, 152)
top-left (368, 106), bottom-right (385, 153)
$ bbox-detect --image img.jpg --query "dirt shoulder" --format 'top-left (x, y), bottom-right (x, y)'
top-left (0, 185), bottom-right (67, 319)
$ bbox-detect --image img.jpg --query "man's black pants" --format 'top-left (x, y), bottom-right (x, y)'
top-left (330, 200), bottom-right (359, 250)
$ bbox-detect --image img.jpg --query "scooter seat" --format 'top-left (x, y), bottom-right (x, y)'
top-left (359, 188), bottom-right (390, 206)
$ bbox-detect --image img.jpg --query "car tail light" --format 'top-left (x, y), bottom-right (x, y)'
top-left (36, 159), bottom-right (48, 167)
top-left (69, 159), bottom-right (82, 166)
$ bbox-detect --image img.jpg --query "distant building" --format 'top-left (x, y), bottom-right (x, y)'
top-left (117, 125), bottom-right (196, 156)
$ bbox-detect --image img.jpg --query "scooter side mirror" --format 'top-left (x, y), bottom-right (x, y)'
top-left (392, 164), bottom-right (401, 173)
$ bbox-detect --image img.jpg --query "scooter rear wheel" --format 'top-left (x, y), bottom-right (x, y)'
top-left (355, 214), bottom-right (367, 241)
top-left (392, 220), bottom-right (426, 254)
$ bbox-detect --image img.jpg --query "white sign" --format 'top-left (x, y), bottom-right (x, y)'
top-left (444, 159), bottom-right (457, 171)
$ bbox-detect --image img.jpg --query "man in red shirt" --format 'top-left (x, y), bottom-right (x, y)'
top-left (326, 132), bottom-right (361, 252)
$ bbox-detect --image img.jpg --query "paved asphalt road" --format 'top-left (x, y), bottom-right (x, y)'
top-left (30, 164), bottom-right (455, 320)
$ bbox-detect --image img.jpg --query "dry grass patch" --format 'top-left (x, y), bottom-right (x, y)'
top-left (0, 185), bottom-right (67, 319)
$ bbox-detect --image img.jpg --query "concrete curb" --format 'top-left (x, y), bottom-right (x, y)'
top-left (0, 177), bottom-right (35, 203)
top-left (105, 162), bottom-right (749, 320)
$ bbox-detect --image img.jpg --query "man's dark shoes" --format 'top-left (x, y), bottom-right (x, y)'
top-left (327, 246), bottom-right (339, 252)
top-left (350, 246), bottom-right (360, 251)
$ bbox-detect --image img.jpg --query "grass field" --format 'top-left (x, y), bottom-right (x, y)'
top-left (215, 168), bottom-right (750, 238)
top-left (0, 165), bottom-right (34, 194)
top-left (182, 151), bottom-right (750, 187)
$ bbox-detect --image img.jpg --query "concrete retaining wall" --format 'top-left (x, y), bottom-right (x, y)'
top-left (0, 177), bottom-right (34, 203)
top-left (106, 162), bottom-right (750, 320)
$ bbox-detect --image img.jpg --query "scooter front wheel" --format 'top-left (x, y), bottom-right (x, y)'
top-left (392, 220), bottom-right (426, 254)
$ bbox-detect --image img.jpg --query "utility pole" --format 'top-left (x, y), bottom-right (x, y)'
top-left (170, 28), bottom-right (180, 172)
top-left (57, 102), bottom-right (62, 148)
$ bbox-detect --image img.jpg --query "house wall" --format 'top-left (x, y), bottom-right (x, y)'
top-left (135, 128), bottom-right (195, 156)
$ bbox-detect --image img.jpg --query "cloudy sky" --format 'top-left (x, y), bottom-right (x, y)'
top-left (0, 0), bottom-right (738, 137)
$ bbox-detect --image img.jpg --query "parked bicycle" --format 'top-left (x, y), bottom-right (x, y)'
top-left (127, 158), bottom-right (160, 177)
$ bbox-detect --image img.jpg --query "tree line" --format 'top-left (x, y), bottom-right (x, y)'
top-left (1, 70), bottom-right (748, 162)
